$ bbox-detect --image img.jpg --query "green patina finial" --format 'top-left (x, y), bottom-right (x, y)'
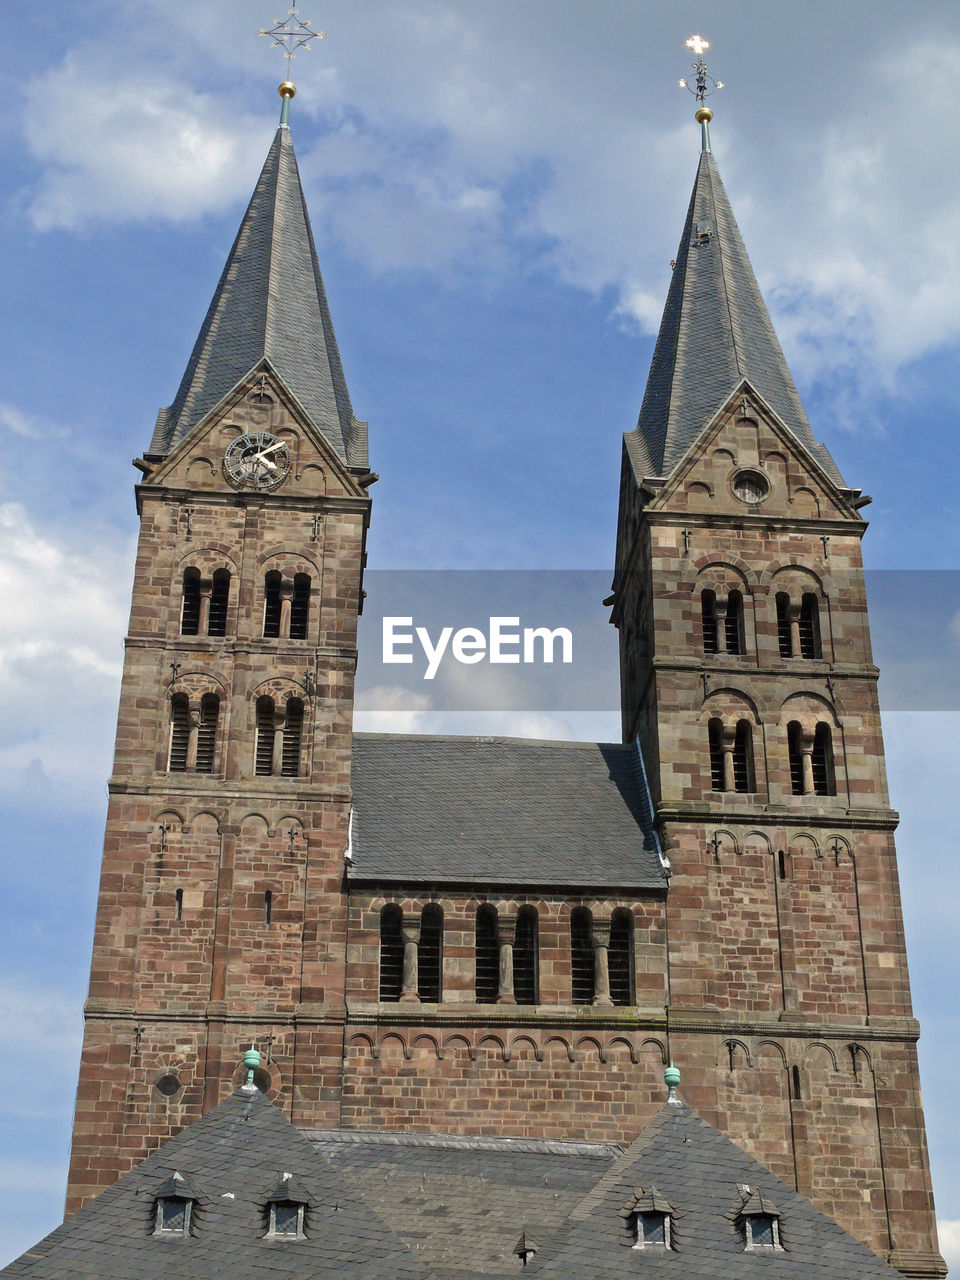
top-left (664, 1062), bottom-right (681, 1103)
top-left (244, 1044), bottom-right (261, 1087)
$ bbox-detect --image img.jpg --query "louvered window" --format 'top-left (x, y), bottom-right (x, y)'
top-left (474, 905), bottom-right (500, 1003)
top-left (725, 589), bottom-right (744, 655)
top-left (812, 722), bottom-right (835, 796)
top-left (290, 573), bottom-right (310, 640)
top-left (732, 720), bottom-right (754, 793)
top-left (787, 721), bottom-right (805, 795)
top-left (263, 571), bottom-right (282, 638)
top-left (701, 590), bottom-right (719, 654)
top-left (195, 693), bottom-right (219, 773)
top-left (379, 904), bottom-right (403, 1001)
top-left (514, 906), bottom-right (539, 1005)
top-left (168, 695), bottom-right (190, 772)
top-left (418, 904), bottom-right (443, 1002)
top-left (708, 718), bottom-right (724, 791)
top-left (208, 569), bottom-right (230, 637)
top-left (281, 699), bottom-right (303, 777)
top-left (570, 907), bottom-right (594, 1004)
top-left (255, 697), bottom-right (275, 776)
top-left (609, 909), bottom-right (634, 1006)
top-left (799, 593), bottom-right (822, 659)
top-left (776, 592), bottom-right (792, 657)
top-left (181, 570), bottom-right (201, 636)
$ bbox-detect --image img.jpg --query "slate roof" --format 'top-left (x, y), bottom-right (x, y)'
top-left (0, 1088), bottom-right (428, 1280)
top-left (307, 1128), bottom-right (622, 1277)
top-left (349, 734), bottom-right (666, 890)
top-left (531, 1102), bottom-right (907, 1279)
top-left (624, 146), bottom-right (843, 486)
top-left (149, 124), bottom-right (367, 469)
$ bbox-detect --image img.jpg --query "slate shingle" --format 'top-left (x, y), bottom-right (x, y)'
top-left (349, 734), bottom-right (666, 889)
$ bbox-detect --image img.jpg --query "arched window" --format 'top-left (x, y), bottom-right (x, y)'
top-left (514, 906), bottom-right (539, 1005)
top-left (208, 569), bottom-right (230, 637)
top-left (701, 590), bottom-right (719, 654)
top-left (725, 590), bottom-right (744, 655)
top-left (799, 593), bottom-right (822, 659)
top-left (195, 693), bottom-right (219, 773)
top-left (708, 718), bottom-right (725, 791)
top-left (570, 907), bottom-right (594, 1004)
top-left (290, 573), bottom-right (311, 641)
top-left (732, 720), bottom-right (754, 793)
top-left (776, 592), bottom-right (792, 657)
top-left (378, 904), bottom-right (403, 1002)
top-left (168, 694), bottom-right (190, 772)
top-left (787, 721), bottom-right (805, 795)
top-left (418, 904), bottom-right (443, 1002)
top-left (263, 571), bottom-right (282, 638)
top-left (609, 908), bottom-right (634, 1006)
top-left (474, 905), bottom-right (499, 1003)
top-left (181, 569), bottom-right (201, 636)
top-left (255, 696), bottom-right (275, 776)
top-left (812, 722), bottom-right (836, 795)
top-left (281, 698), bottom-right (304, 778)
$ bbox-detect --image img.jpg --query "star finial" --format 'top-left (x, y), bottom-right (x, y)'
top-left (678, 35), bottom-right (723, 151)
top-left (258, 5), bottom-right (324, 121)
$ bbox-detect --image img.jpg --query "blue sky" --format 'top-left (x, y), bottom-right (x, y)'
top-left (1, 0), bottom-right (959, 1267)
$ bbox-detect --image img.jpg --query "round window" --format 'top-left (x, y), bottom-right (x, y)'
top-left (154, 1072), bottom-right (182, 1098)
top-left (732, 470), bottom-right (769, 504)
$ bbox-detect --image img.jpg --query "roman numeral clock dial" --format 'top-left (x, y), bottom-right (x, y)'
top-left (223, 431), bottom-right (292, 491)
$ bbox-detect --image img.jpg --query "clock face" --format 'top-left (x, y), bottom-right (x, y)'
top-left (223, 432), bottom-right (291, 491)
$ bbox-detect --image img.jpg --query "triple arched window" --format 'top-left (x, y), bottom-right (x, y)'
top-left (254, 696), bottom-right (304, 778)
top-left (168, 692), bottom-right (220, 773)
top-left (263, 572), bottom-right (312, 640)
top-left (180, 568), bottom-right (231, 637)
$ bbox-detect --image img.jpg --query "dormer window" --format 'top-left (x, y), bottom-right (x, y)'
top-left (620, 1185), bottom-right (675, 1250)
top-left (152, 1172), bottom-right (200, 1238)
top-left (265, 1174), bottom-right (310, 1240)
top-left (743, 1213), bottom-right (781, 1249)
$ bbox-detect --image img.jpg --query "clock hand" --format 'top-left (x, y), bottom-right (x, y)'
top-left (256, 440), bottom-right (286, 458)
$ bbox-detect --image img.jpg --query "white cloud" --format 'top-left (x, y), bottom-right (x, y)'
top-left (938, 1220), bottom-right (960, 1268)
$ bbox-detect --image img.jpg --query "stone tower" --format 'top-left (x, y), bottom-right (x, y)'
top-left (610, 113), bottom-right (944, 1276)
top-left (66, 110), bottom-right (375, 1210)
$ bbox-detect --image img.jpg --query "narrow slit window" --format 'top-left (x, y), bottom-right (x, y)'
top-left (195, 693), bottom-right (219, 774)
top-left (263, 571), bottom-right (282, 639)
top-left (787, 721), bottom-right (805, 795)
top-left (264, 890), bottom-right (273, 925)
top-left (570, 907), bottom-right (595, 1004)
top-left (708, 718), bottom-right (725, 792)
top-left (776, 592), bottom-right (792, 658)
top-left (725, 589), bottom-right (744, 655)
top-left (792, 1064), bottom-right (802, 1100)
top-left (255, 696), bottom-right (275, 777)
top-left (281, 698), bottom-right (304, 778)
top-left (168, 694), bottom-right (190, 773)
top-left (608, 909), bottom-right (634, 1006)
top-left (208, 569), bottom-right (230, 637)
top-left (474, 904), bottom-right (499, 1004)
top-left (174, 888), bottom-right (183, 922)
top-left (514, 906), bottom-right (539, 1005)
top-left (418, 904), bottom-right (443, 1002)
top-left (811, 722), bottom-right (836, 796)
top-left (701, 590), bottom-right (719, 654)
top-left (799, 593), bottom-right (822, 659)
top-left (379, 904), bottom-right (404, 1001)
top-left (180, 569), bottom-right (200, 636)
top-left (778, 850), bottom-right (787, 880)
top-left (290, 573), bottom-right (310, 640)
top-left (733, 720), bottom-right (754, 793)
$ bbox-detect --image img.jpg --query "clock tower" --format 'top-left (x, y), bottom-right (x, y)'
top-left (66, 94), bottom-right (374, 1210)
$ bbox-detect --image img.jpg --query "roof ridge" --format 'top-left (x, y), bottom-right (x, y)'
top-left (304, 1127), bottom-right (622, 1157)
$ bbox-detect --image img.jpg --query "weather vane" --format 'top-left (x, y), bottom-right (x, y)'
top-left (678, 35), bottom-right (723, 107)
top-left (258, 5), bottom-right (324, 120)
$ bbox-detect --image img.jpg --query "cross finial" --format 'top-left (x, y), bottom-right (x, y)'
top-left (258, 6), bottom-right (325, 123)
top-left (679, 35), bottom-right (724, 151)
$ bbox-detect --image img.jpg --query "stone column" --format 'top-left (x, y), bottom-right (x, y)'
top-left (279, 579), bottom-right (294, 639)
top-left (789, 603), bottom-right (802, 659)
top-left (271, 706), bottom-right (286, 776)
top-left (800, 737), bottom-right (815, 796)
top-left (591, 919), bottom-right (613, 1008)
top-left (400, 915), bottom-right (421, 1003)
top-left (198, 579), bottom-right (213, 636)
top-left (721, 727), bottom-right (737, 792)
top-left (714, 594), bottom-right (728, 654)
top-left (186, 706), bottom-right (200, 771)
top-left (497, 916), bottom-right (517, 1005)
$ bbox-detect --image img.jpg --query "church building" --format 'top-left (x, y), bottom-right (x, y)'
top-left (1, 35), bottom-right (946, 1280)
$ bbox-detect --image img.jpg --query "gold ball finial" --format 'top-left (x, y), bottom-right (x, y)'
top-left (695, 106), bottom-right (713, 124)
top-left (278, 81), bottom-right (297, 100)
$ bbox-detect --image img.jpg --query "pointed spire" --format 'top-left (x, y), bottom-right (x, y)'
top-left (627, 54), bottom-right (842, 486)
top-left (150, 120), bottom-right (367, 469)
